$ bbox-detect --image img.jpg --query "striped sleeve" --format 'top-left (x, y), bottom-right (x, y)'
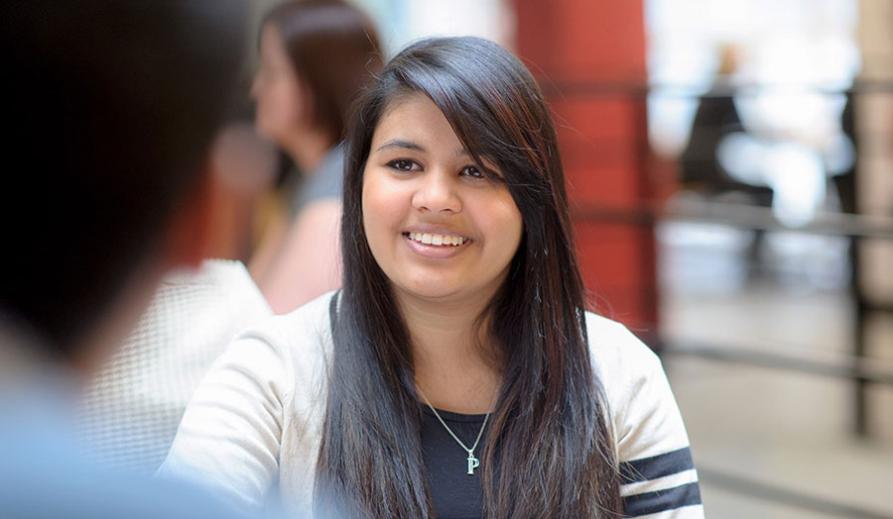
top-left (620, 447), bottom-right (702, 517)
top-left (616, 354), bottom-right (704, 518)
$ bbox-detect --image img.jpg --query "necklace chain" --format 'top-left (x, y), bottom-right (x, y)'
top-left (417, 388), bottom-right (490, 457)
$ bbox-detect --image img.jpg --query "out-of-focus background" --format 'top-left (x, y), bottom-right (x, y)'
top-left (86, 1), bottom-right (887, 516)
top-left (238, 0), bottom-right (893, 517)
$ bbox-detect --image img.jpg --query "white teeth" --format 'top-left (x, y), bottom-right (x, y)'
top-left (407, 232), bottom-right (467, 247)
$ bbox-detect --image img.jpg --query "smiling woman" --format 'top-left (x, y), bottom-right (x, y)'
top-left (160, 37), bottom-right (704, 519)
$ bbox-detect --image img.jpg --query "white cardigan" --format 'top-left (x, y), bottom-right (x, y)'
top-left (161, 291), bottom-right (704, 518)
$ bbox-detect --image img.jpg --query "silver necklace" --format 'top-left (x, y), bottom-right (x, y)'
top-left (418, 389), bottom-right (490, 476)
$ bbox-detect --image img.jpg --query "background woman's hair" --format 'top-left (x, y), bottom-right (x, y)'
top-left (262, 0), bottom-right (383, 147)
top-left (316, 36), bottom-right (623, 517)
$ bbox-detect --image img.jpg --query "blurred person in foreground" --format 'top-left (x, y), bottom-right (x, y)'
top-left (76, 123), bottom-right (277, 475)
top-left (248, 0), bottom-right (383, 313)
top-left (0, 1), bottom-right (252, 517)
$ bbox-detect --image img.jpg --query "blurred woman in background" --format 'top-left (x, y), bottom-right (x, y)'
top-left (250, 0), bottom-right (383, 313)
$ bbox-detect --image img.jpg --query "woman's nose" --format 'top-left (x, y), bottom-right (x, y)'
top-left (412, 171), bottom-right (461, 214)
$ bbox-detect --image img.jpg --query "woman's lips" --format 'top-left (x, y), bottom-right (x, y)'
top-left (402, 232), bottom-right (471, 259)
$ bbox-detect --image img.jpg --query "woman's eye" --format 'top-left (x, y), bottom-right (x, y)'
top-left (461, 165), bottom-right (485, 179)
top-left (387, 159), bottom-right (418, 172)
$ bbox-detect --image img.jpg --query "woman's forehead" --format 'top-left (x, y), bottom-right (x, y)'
top-left (371, 94), bottom-right (464, 152)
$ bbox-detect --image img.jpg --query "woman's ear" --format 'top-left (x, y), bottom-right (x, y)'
top-left (295, 76), bottom-right (318, 130)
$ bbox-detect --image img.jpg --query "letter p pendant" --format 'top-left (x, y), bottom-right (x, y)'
top-left (466, 453), bottom-right (480, 475)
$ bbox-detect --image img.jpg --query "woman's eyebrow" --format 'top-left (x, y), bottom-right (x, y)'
top-left (375, 139), bottom-right (426, 153)
top-left (375, 139), bottom-right (470, 158)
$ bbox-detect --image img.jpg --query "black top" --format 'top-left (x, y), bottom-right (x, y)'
top-left (420, 406), bottom-right (488, 519)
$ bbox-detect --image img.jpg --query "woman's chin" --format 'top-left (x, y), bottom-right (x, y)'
top-left (393, 279), bottom-right (465, 302)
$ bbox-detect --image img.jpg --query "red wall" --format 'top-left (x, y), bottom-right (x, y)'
top-left (514, 0), bottom-right (657, 335)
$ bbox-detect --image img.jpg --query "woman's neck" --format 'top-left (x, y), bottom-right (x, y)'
top-left (397, 292), bottom-right (502, 414)
top-left (283, 128), bottom-right (331, 175)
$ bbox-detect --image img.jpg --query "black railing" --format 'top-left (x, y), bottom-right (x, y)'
top-left (556, 80), bottom-right (893, 516)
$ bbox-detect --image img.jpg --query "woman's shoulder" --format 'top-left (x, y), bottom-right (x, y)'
top-left (582, 311), bottom-right (661, 382)
top-left (581, 311), bottom-right (671, 414)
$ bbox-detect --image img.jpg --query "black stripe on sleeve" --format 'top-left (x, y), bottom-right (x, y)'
top-left (620, 447), bottom-right (695, 484)
top-left (622, 482), bottom-right (702, 517)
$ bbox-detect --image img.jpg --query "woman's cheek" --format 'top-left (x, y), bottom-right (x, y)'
top-left (362, 171), bottom-right (398, 246)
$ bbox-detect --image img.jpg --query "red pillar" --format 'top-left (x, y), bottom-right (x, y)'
top-left (514, 0), bottom-right (657, 336)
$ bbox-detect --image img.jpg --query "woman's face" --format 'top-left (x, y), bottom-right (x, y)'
top-left (251, 24), bottom-right (306, 144)
top-left (362, 94), bottom-right (523, 304)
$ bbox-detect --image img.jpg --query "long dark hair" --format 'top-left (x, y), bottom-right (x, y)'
top-left (262, 0), bottom-right (382, 147)
top-left (316, 37), bottom-right (623, 518)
